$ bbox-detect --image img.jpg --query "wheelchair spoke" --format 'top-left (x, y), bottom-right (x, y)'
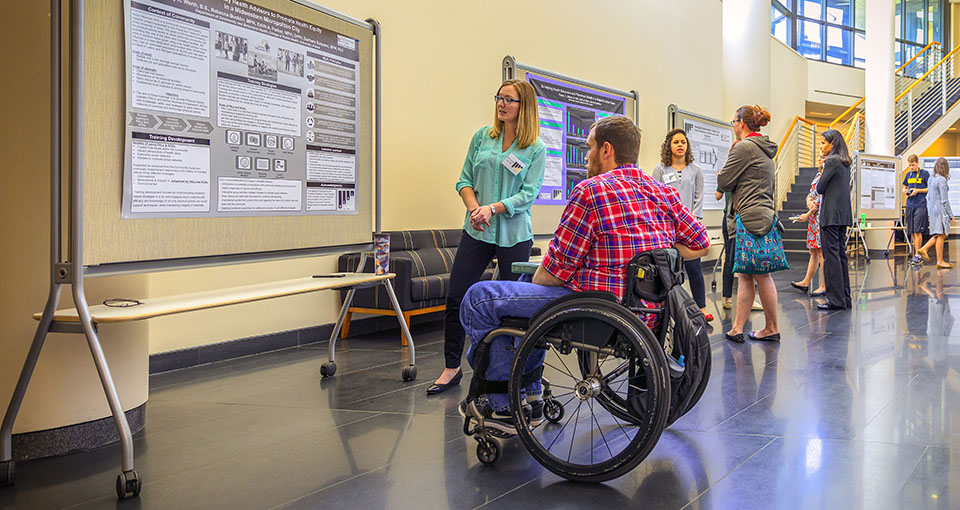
top-left (545, 399), bottom-right (582, 453)
top-left (553, 347), bottom-right (579, 381)
top-left (589, 399), bottom-right (615, 459)
top-left (567, 401), bottom-right (582, 463)
top-left (543, 360), bottom-right (576, 381)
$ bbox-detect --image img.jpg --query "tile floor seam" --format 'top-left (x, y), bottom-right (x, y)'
top-left (880, 445), bottom-right (930, 510)
top-left (261, 418), bottom-right (471, 510)
top-left (57, 411), bottom-right (387, 510)
top-left (678, 435), bottom-right (780, 510)
top-left (705, 390), bottom-right (776, 434)
top-left (472, 477), bottom-right (540, 510)
top-left (860, 372), bottom-right (921, 431)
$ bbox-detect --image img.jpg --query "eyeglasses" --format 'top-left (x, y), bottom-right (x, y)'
top-left (494, 95), bottom-right (521, 105)
top-left (730, 118), bottom-right (740, 126)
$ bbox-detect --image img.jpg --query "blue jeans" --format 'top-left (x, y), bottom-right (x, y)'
top-left (460, 277), bottom-right (573, 411)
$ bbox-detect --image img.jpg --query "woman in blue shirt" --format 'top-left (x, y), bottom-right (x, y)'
top-left (427, 79), bottom-right (546, 395)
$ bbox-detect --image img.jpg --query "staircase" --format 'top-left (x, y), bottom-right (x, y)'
top-left (778, 167), bottom-right (820, 254)
top-left (894, 44), bottom-right (960, 155)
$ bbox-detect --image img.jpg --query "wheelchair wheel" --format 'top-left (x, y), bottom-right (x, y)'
top-left (508, 298), bottom-right (670, 483)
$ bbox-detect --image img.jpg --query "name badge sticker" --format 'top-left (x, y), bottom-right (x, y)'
top-left (664, 170), bottom-right (680, 184)
top-left (502, 153), bottom-right (526, 175)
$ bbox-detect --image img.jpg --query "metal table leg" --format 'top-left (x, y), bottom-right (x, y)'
top-left (320, 253), bottom-right (367, 378)
top-left (383, 278), bottom-right (417, 381)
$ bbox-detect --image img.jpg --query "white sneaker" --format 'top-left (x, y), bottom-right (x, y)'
top-left (752, 299), bottom-right (763, 311)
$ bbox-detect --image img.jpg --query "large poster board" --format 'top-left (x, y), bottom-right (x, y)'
top-left (920, 156), bottom-right (960, 215)
top-left (503, 57), bottom-right (639, 235)
top-left (78, 0), bottom-right (375, 266)
top-left (526, 73), bottom-right (627, 205)
top-left (122, 0), bottom-right (361, 218)
top-left (856, 153), bottom-right (900, 220)
top-left (668, 107), bottom-right (734, 212)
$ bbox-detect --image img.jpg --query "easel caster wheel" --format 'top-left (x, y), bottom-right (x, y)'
top-left (116, 470), bottom-right (141, 499)
top-left (0, 460), bottom-right (14, 486)
top-left (402, 365), bottom-right (417, 382)
top-left (320, 362), bottom-right (337, 378)
top-left (476, 438), bottom-right (500, 465)
top-left (711, 281), bottom-right (717, 291)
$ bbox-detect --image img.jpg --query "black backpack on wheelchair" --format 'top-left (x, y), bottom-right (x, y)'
top-left (623, 249), bottom-right (712, 425)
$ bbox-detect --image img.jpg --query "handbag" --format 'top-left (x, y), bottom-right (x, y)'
top-left (732, 214), bottom-right (789, 274)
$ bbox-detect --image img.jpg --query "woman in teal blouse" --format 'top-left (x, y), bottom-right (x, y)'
top-left (427, 79), bottom-right (546, 395)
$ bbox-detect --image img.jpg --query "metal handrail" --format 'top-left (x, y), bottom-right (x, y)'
top-left (895, 44), bottom-right (960, 103)
top-left (896, 41), bottom-right (941, 75)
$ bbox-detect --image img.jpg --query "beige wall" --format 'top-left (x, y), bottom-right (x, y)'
top-left (921, 133), bottom-right (960, 157)
top-left (807, 60), bottom-right (865, 107)
top-left (769, 38), bottom-right (810, 144)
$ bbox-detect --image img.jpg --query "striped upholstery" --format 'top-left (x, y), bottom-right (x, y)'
top-left (338, 229), bottom-right (536, 311)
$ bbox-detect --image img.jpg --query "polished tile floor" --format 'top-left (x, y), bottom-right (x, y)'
top-left (4, 251), bottom-right (960, 509)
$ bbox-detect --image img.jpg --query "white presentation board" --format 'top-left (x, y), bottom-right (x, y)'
top-left (920, 157), bottom-right (960, 216)
top-left (856, 153), bottom-right (900, 220)
top-left (121, 0), bottom-right (361, 218)
top-left (667, 107), bottom-right (734, 212)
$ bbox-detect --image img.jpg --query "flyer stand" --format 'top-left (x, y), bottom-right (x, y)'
top-left (0, 0), bottom-right (395, 500)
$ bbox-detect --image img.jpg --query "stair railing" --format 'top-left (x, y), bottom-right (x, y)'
top-left (895, 42), bottom-right (941, 98)
top-left (895, 44), bottom-right (960, 150)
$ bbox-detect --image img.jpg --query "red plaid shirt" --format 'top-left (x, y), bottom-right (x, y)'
top-left (542, 165), bottom-right (709, 325)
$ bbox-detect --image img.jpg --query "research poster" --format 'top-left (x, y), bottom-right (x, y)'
top-left (526, 73), bottom-right (627, 205)
top-left (920, 157), bottom-right (960, 214)
top-left (681, 117), bottom-right (734, 211)
top-left (121, 0), bottom-right (361, 218)
top-left (858, 156), bottom-right (898, 211)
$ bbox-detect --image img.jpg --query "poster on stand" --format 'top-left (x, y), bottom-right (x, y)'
top-left (526, 73), bottom-right (627, 205)
top-left (920, 157), bottom-right (960, 215)
top-left (121, 0), bottom-right (361, 218)
top-left (859, 156), bottom-right (898, 211)
top-left (681, 118), bottom-right (733, 211)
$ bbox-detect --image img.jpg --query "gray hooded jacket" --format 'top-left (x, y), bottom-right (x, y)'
top-left (717, 135), bottom-right (779, 237)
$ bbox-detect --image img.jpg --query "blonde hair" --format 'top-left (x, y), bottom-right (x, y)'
top-left (907, 154), bottom-right (919, 163)
top-left (488, 80), bottom-right (540, 149)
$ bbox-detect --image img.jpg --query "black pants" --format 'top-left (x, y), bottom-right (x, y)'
top-left (443, 231), bottom-right (532, 368)
top-left (821, 225), bottom-right (851, 308)
top-left (684, 258), bottom-right (706, 308)
top-left (722, 229), bottom-right (736, 298)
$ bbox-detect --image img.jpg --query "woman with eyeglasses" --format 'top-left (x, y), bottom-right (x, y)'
top-left (427, 79), bottom-right (546, 395)
top-left (653, 129), bottom-right (712, 322)
top-left (718, 105), bottom-right (782, 343)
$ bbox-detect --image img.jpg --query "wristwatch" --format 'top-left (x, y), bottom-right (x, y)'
top-left (489, 204), bottom-right (497, 215)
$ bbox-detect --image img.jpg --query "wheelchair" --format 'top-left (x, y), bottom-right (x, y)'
top-left (461, 248), bottom-right (712, 483)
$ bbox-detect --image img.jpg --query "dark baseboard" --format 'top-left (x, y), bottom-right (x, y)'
top-left (12, 404), bottom-right (145, 462)
top-left (149, 311), bottom-right (442, 374)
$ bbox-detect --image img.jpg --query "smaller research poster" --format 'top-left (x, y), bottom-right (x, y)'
top-left (526, 73), bottom-right (627, 205)
top-left (121, 0), bottom-right (361, 218)
top-left (681, 117), bottom-right (734, 211)
top-left (920, 156), bottom-right (960, 214)
top-left (858, 155), bottom-right (899, 216)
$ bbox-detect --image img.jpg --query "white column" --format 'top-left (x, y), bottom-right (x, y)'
top-left (722, 0), bottom-right (771, 119)
top-left (864, 0), bottom-right (895, 155)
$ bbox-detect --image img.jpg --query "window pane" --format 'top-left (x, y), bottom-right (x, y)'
top-left (895, 0), bottom-right (902, 39)
top-left (826, 26), bottom-right (853, 65)
top-left (799, 0), bottom-right (823, 20)
top-left (895, 42), bottom-right (904, 68)
top-left (854, 31), bottom-right (866, 68)
top-left (901, 43), bottom-right (921, 76)
top-left (772, 5), bottom-right (790, 45)
top-left (928, 0), bottom-right (942, 44)
top-left (854, 0), bottom-right (865, 30)
top-left (903, 0), bottom-right (925, 44)
top-left (773, 0), bottom-right (791, 13)
top-left (826, 0), bottom-right (852, 27)
top-left (799, 20), bottom-right (824, 60)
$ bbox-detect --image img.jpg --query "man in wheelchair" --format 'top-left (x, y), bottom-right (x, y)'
top-left (458, 116), bottom-right (710, 434)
